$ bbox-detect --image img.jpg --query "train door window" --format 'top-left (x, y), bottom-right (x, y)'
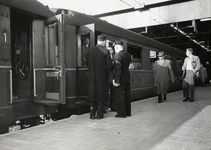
top-left (46, 22), bottom-right (59, 66)
top-left (127, 44), bottom-right (142, 69)
top-left (77, 24), bottom-right (95, 67)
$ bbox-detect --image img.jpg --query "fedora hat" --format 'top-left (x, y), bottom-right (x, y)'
top-left (157, 51), bottom-right (165, 57)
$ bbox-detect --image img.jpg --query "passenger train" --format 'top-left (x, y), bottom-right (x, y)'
top-left (0, 0), bottom-right (185, 133)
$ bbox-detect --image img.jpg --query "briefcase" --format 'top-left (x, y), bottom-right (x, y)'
top-left (153, 81), bottom-right (160, 94)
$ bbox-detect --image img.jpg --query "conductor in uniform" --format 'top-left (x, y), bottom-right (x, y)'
top-left (112, 40), bottom-right (131, 118)
top-left (85, 34), bottom-right (113, 119)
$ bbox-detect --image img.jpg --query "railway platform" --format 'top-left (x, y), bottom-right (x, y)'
top-left (0, 85), bottom-right (211, 150)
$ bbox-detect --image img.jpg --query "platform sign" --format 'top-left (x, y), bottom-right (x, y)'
top-left (150, 51), bottom-right (156, 58)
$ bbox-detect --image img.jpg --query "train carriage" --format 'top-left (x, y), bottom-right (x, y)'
top-left (0, 0), bottom-right (185, 133)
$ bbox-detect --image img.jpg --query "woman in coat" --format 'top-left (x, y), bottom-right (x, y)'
top-left (154, 51), bottom-right (175, 103)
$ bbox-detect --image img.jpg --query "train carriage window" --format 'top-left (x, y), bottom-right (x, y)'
top-left (46, 23), bottom-right (59, 65)
top-left (150, 50), bottom-right (157, 70)
top-left (127, 44), bottom-right (142, 69)
top-left (176, 58), bottom-right (182, 72)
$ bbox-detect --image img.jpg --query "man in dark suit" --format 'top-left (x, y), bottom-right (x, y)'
top-left (182, 48), bottom-right (200, 102)
top-left (113, 40), bottom-right (131, 118)
top-left (86, 35), bottom-right (113, 119)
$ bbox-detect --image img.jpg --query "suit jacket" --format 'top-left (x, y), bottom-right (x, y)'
top-left (182, 55), bottom-right (200, 78)
top-left (113, 50), bottom-right (131, 84)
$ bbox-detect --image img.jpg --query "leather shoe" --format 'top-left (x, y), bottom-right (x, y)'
top-left (115, 115), bottom-right (126, 118)
top-left (189, 99), bottom-right (194, 102)
top-left (90, 116), bottom-right (95, 120)
top-left (183, 98), bottom-right (190, 102)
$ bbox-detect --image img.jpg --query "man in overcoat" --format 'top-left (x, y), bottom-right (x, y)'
top-left (85, 34), bottom-right (113, 119)
top-left (113, 40), bottom-right (131, 118)
top-left (154, 51), bottom-right (175, 103)
top-left (182, 48), bottom-right (200, 102)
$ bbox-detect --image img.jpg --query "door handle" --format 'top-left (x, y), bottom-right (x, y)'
top-left (53, 66), bottom-right (62, 79)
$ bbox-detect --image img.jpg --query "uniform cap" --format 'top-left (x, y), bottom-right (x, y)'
top-left (114, 40), bottom-right (123, 46)
top-left (97, 34), bottom-right (107, 41)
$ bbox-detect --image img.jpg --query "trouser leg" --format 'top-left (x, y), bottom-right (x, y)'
top-left (125, 82), bottom-right (131, 116)
top-left (90, 101), bottom-right (97, 118)
top-left (109, 84), bottom-right (116, 111)
top-left (96, 102), bottom-right (104, 118)
top-left (114, 84), bottom-right (126, 117)
top-left (163, 94), bottom-right (166, 101)
top-left (189, 84), bottom-right (195, 100)
top-left (158, 94), bottom-right (162, 103)
top-left (183, 81), bottom-right (189, 98)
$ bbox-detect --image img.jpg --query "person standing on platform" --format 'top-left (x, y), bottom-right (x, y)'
top-left (182, 48), bottom-right (201, 102)
top-left (85, 34), bottom-right (113, 120)
top-left (154, 51), bottom-right (175, 103)
top-left (199, 63), bottom-right (207, 86)
top-left (112, 40), bottom-right (131, 118)
top-left (105, 46), bottom-right (116, 112)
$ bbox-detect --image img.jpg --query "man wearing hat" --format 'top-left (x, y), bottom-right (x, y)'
top-left (112, 40), bottom-right (131, 118)
top-left (85, 34), bottom-right (113, 120)
top-left (154, 51), bottom-right (175, 103)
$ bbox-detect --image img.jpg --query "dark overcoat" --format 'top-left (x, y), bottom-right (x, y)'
top-left (86, 45), bottom-right (113, 102)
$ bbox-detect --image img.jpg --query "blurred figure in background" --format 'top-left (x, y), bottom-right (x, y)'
top-left (199, 63), bottom-right (207, 86)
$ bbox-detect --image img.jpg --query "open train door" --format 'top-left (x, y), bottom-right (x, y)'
top-left (32, 14), bottom-right (66, 105)
top-left (76, 24), bottom-right (95, 102)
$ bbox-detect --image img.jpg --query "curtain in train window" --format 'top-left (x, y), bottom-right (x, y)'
top-left (46, 22), bottom-right (59, 65)
top-left (127, 44), bottom-right (142, 69)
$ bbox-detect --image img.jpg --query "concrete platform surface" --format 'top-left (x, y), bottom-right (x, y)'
top-left (0, 86), bottom-right (211, 150)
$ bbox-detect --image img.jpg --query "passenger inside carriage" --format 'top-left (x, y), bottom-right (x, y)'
top-left (81, 34), bottom-right (90, 66)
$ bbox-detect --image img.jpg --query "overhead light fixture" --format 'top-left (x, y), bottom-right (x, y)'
top-left (170, 24), bottom-right (210, 52)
